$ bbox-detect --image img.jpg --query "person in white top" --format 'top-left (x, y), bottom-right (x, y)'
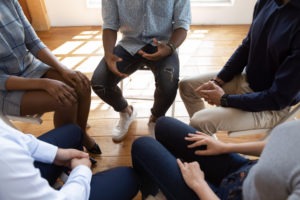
top-left (0, 118), bottom-right (139, 200)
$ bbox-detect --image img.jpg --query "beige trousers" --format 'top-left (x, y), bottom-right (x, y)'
top-left (179, 72), bottom-right (289, 134)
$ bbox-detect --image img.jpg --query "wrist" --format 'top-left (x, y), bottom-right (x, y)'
top-left (221, 143), bottom-right (232, 154)
top-left (220, 94), bottom-right (229, 107)
top-left (166, 41), bottom-right (176, 55)
top-left (210, 78), bottom-right (223, 87)
top-left (40, 78), bottom-right (50, 89)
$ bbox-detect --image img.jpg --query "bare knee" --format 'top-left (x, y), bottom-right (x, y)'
top-left (76, 85), bottom-right (91, 99)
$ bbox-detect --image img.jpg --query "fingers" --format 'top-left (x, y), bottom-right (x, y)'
top-left (62, 69), bottom-right (91, 91)
top-left (177, 158), bottom-right (190, 172)
top-left (71, 157), bottom-right (92, 169)
top-left (70, 149), bottom-right (89, 159)
top-left (56, 84), bottom-right (77, 105)
top-left (195, 131), bottom-right (208, 136)
top-left (177, 159), bottom-right (200, 170)
top-left (185, 132), bottom-right (209, 140)
top-left (152, 38), bottom-right (160, 46)
top-left (138, 38), bottom-right (169, 61)
top-left (139, 51), bottom-right (161, 61)
top-left (72, 71), bottom-right (90, 90)
top-left (177, 158), bottom-right (184, 169)
top-left (108, 56), bottom-right (128, 78)
top-left (187, 140), bottom-right (207, 149)
top-left (112, 54), bottom-right (123, 63)
top-left (111, 69), bottom-right (128, 78)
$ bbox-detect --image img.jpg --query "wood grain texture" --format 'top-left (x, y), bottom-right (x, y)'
top-left (12, 25), bottom-right (269, 200)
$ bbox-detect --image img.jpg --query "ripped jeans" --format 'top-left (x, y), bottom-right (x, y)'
top-left (91, 44), bottom-right (179, 118)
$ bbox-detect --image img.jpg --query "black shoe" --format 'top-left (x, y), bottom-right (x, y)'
top-left (89, 157), bottom-right (97, 165)
top-left (87, 143), bottom-right (102, 154)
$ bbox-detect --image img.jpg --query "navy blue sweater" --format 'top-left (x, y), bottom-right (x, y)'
top-left (218, 0), bottom-right (300, 112)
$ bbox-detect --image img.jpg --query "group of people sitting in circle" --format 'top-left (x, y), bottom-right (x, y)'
top-left (1, 0), bottom-right (300, 199)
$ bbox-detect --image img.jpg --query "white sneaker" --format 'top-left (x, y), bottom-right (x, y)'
top-left (148, 122), bottom-right (156, 138)
top-left (112, 106), bottom-right (137, 142)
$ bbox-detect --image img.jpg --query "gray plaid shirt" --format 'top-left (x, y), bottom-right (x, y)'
top-left (0, 0), bottom-right (47, 91)
top-left (102, 0), bottom-right (191, 55)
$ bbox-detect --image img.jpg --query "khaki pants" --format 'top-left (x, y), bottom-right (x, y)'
top-left (179, 72), bottom-right (289, 134)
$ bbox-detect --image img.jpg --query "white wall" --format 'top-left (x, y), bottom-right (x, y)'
top-left (44, 0), bottom-right (102, 26)
top-left (44, 0), bottom-right (257, 27)
top-left (191, 0), bottom-right (257, 25)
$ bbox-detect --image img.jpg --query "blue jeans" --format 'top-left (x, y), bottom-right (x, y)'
top-left (131, 117), bottom-right (249, 199)
top-left (91, 45), bottom-right (179, 117)
top-left (35, 124), bottom-right (139, 200)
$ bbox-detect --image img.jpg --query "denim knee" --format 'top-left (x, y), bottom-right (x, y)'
top-left (91, 82), bottom-right (106, 98)
top-left (132, 137), bottom-right (156, 155)
top-left (155, 116), bottom-right (175, 141)
top-left (63, 124), bottom-right (84, 146)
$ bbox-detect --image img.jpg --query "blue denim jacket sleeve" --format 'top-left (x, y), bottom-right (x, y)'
top-left (102, 0), bottom-right (120, 31)
top-left (173, 0), bottom-right (191, 31)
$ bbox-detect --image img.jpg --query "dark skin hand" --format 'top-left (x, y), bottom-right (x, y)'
top-left (138, 38), bottom-right (173, 61)
top-left (104, 52), bottom-right (127, 78)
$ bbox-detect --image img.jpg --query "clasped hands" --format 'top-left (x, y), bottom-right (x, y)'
top-left (54, 148), bottom-right (92, 170)
top-left (195, 80), bottom-right (225, 106)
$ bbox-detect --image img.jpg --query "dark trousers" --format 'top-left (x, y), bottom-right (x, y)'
top-left (131, 117), bottom-right (249, 199)
top-left (35, 124), bottom-right (139, 200)
top-left (91, 45), bottom-right (179, 117)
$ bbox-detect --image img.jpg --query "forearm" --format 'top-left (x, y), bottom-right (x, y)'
top-left (223, 140), bottom-right (266, 156)
top-left (168, 28), bottom-right (187, 48)
top-left (217, 37), bottom-right (250, 82)
top-left (192, 180), bottom-right (220, 200)
top-left (5, 76), bottom-right (48, 91)
top-left (103, 29), bottom-right (117, 55)
top-left (36, 48), bottom-right (67, 73)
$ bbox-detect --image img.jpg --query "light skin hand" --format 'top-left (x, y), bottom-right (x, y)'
top-left (177, 159), bottom-right (220, 200)
top-left (44, 78), bottom-right (77, 105)
top-left (71, 157), bottom-right (92, 170)
top-left (185, 132), bottom-right (227, 156)
top-left (54, 148), bottom-right (90, 168)
top-left (195, 81), bottom-right (225, 106)
top-left (177, 159), bottom-right (205, 191)
top-left (138, 38), bottom-right (172, 61)
top-left (104, 53), bottom-right (127, 78)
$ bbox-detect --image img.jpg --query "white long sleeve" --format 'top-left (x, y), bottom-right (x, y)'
top-left (0, 119), bottom-right (92, 200)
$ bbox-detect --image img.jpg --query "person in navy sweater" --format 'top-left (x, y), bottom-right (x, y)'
top-left (179, 0), bottom-right (300, 135)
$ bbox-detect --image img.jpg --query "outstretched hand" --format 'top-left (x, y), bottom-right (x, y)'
top-left (138, 38), bottom-right (173, 61)
top-left (185, 132), bottom-right (227, 156)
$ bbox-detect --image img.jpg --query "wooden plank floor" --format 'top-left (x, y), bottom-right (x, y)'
top-left (12, 25), bottom-right (267, 199)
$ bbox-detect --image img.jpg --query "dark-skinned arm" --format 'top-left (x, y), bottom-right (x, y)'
top-left (102, 29), bottom-right (127, 77)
